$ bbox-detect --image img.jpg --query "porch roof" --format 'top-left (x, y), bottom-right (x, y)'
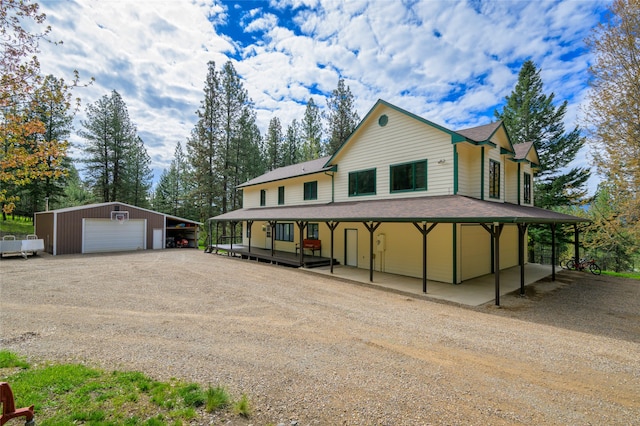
top-left (209, 195), bottom-right (588, 224)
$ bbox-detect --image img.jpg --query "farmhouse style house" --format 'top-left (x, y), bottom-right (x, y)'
top-left (210, 99), bottom-right (586, 303)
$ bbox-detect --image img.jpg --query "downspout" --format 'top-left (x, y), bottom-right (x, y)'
top-left (453, 145), bottom-right (459, 195)
top-left (517, 163), bottom-right (521, 205)
top-left (324, 171), bottom-right (335, 203)
top-left (480, 147), bottom-right (485, 200)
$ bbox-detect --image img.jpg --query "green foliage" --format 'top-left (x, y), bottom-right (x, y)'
top-left (301, 97), bottom-right (323, 161)
top-left (495, 60), bottom-right (590, 209)
top-left (205, 385), bottom-right (230, 412)
top-left (233, 393), bottom-right (252, 418)
top-left (0, 352), bottom-right (249, 425)
top-left (0, 350), bottom-right (30, 369)
top-left (0, 216), bottom-right (34, 238)
top-left (602, 270), bottom-right (640, 280)
top-left (80, 90), bottom-right (152, 206)
top-left (324, 78), bottom-right (360, 156)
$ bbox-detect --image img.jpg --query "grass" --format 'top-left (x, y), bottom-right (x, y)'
top-left (0, 215), bottom-right (34, 238)
top-left (0, 351), bottom-right (252, 425)
top-left (601, 270), bottom-right (640, 280)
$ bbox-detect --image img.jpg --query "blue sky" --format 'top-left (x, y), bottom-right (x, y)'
top-left (37, 0), bottom-right (607, 192)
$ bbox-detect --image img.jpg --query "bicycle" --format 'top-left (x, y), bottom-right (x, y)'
top-left (562, 257), bottom-right (601, 275)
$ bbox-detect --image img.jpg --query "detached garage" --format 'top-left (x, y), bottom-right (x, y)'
top-left (35, 202), bottom-right (201, 255)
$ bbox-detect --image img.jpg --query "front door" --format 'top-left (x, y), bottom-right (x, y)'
top-left (345, 228), bottom-right (358, 267)
top-left (265, 225), bottom-right (272, 250)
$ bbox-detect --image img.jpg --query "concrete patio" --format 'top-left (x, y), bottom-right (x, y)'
top-left (304, 263), bottom-right (556, 306)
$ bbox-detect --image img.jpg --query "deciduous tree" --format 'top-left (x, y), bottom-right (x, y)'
top-left (584, 0), bottom-right (640, 249)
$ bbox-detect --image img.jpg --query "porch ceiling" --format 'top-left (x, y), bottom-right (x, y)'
top-left (210, 195), bottom-right (588, 225)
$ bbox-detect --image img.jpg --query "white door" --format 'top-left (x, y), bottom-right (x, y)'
top-left (83, 219), bottom-right (146, 253)
top-left (345, 228), bottom-right (358, 267)
top-left (152, 228), bottom-right (163, 250)
top-left (265, 225), bottom-right (272, 250)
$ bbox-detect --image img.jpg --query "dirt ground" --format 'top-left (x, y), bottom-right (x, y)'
top-left (1, 250), bottom-right (639, 425)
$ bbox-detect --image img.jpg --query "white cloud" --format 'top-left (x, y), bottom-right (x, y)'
top-left (35, 0), bottom-right (607, 192)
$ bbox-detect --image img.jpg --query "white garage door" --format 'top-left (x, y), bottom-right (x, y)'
top-left (82, 219), bottom-right (146, 253)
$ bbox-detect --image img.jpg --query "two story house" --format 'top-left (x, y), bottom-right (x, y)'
top-left (210, 99), bottom-right (586, 301)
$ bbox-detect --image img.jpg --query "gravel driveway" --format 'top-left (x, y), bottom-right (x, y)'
top-left (1, 250), bottom-right (639, 425)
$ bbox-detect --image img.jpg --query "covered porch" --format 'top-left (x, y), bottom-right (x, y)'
top-left (209, 195), bottom-right (589, 306)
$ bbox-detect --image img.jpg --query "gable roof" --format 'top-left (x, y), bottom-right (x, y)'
top-left (36, 201), bottom-right (202, 225)
top-left (513, 141), bottom-right (534, 160)
top-left (237, 156), bottom-right (334, 188)
top-left (456, 121), bottom-right (502, 143)
top-left (326, 99), bottom-right (464, 165)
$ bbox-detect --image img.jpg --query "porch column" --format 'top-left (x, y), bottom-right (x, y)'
top-left (325, 221), bottom-right (340, 273)
top-left (550, 223), bottom-right (557, 282)
top-left (413, 222), bottom-right (438, 293)
top-left (518, 223), bottom-right (528, 296)
top-left (296, 221), bottom-right (308, 266)
top-left (481, 223), bottom-right (504, 306)
top-left (247, 220), bottom-right (254, 253)
top-left (363, 221), bottom-right (381, 282)
top-left (230, 221), bottom-right (237, 252)
top-left (269, 221), bottom-right (277, 257)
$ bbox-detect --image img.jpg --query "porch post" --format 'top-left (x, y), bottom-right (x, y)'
top-left (518, 223), bottom-right (528, 296)
top-left (413, 222), bottom-right (438, 293)
top-left (269, 221), bottom-right (277, 257)
top-left (551, 223), bottom-right (557, 282)
top-left (494, 223), bottom-right (504, 306)
top-left (363, 221), bottom-right (381, 282)
top-left (296, 221), bottom-right (308, 266)
top-left (230, 221), bottom-right (237, 252)
top-left (247, 220), bottom-right (253, 253)
top-left (325, 221), bottom-right (340, 273)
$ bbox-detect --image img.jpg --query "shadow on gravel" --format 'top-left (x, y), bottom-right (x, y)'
top-left (477, 271), bottom-right (640, 344)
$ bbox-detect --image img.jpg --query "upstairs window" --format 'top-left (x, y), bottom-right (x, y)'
top-left (260, 189), bottom-right (266, 206)
top-left (489, 160), bottom-right (501, 199)
top-left (391, 160), bottom-right (427, 192)
top-left (304, 181), bottom-right (318, 200)
top-left (523, 172), bottom-right (532, 204)
top-left (348, 169), bottom-right (376, 196)
top-left (278, 186), bottom-right (285, 205)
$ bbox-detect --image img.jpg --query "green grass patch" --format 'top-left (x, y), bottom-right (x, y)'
top-left (0, 216), bottom-right (34, 238)
top-left (0, 352), bottom-right (252, 425)
top-left (601, 270), bottom-right (640, 280)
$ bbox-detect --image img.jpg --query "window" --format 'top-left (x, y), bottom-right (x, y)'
top-left (278, 186), bottom-right (285, 205)
top-left (390, 160), bottom-right (427, 192)
top-left (523, 172), bottom-right (531, 204)
top-left (304, 181), bottom-right (318, 200)
top-left (307, 223), bottom-right (319, 239)
top-left (489, 160), bottom-right (501, 199)
top-left (348, 169), bottom-right (376, 196)
top-left (260, 189), bottom-right (266, 206)
top-left (274, 223), bottom-right (293, 242)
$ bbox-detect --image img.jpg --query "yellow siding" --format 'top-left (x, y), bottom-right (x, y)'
top-left (242, 173), bottom-right (333, 208)
top-left (460, 224), bottom-right (492, 280)
top-left (332, 105), bottom-right (455, 202)
top-left (499, 225), bottom-right (519, 268)
top-left (456, 143), bottom-right (482, 198)
top-left (505, 160), bottom-right (518, 204)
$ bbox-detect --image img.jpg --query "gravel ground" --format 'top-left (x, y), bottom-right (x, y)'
top-left (1, 250), bottom-right (639, 425)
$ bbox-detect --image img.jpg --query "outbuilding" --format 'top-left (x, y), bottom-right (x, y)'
top-left (35, 202), bottom-right (201, 255)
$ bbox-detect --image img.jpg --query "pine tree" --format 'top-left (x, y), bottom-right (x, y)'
top-left (324, 79), bottom-right (359, 155)
top-left (282, 119), bottom-right (302, 166)
top-left (495, 60), bottom-right (590, 209)
top-left (584, 0), bottom-right (640, 251)
top-left (301, 98), bottom-right (323, 160)
top-left (265, 116), bottom-right (283, 170)
top-left (233, 107), bottom-right (264, 209)
top-left (80, 90), bottom-right (140, 203)
top-left (124, 136), bottom-right (153, 207)
top-left (187, 61), bottom-right (222, 223)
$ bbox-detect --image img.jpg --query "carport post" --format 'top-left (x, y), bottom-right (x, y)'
top-left (494, 223), bottom-right (504, 306)
top-left (574, 224), bottom-right (580, 266)
top-left (296, 221), bottom-right (308, 266)
top-left (247, 220), bottom-right (254, 253)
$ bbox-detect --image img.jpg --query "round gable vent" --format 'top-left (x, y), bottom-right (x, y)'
top-left (378, 114), bottom-right (388, 127)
